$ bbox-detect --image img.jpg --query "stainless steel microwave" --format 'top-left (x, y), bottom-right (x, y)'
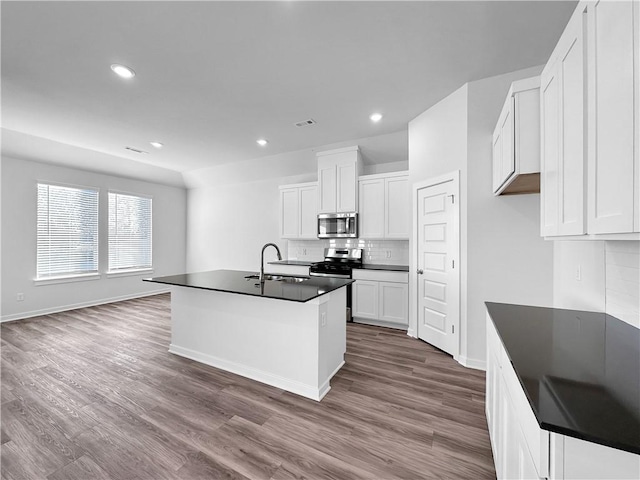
top-left (318, 212), bottom-right (358, 238)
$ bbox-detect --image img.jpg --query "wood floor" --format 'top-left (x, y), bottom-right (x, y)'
top-left (1, 294), bottom-right (495, 479)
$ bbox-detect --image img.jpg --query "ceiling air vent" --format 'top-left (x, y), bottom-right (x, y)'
top-left (125, 146), bottom-right (149, 154)
top-left (294, 118), bottom-right (317, 128)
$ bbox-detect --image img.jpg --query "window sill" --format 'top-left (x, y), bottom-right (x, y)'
top-left (34, 273), bottom-right (102, 286)
top-left (106, 268), bottom-right (154, 278)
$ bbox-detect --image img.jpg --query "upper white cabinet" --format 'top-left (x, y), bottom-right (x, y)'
top-left (279, 182), bottom-right (318, 239)
top-left (492, 76), bottom-right (541, 196)
top-left (540, 5), bottom-right (586, 237)
top-left (541, 0), bottom-right (640, 238)
top-left (359, 171), bottom-right (409, 239)
top-left (317, 146), bottom-right (362, 214)
top-left (587, 0), bottom-right (639, 234)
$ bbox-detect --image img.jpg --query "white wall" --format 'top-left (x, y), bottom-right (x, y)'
top-left (553, 240), bottom-right (640, 329)
top-left (1, 155), bottom-right (187, 321)
top-left (465, 65), bottom-right (553, 365)
top-left (186, 130), bottom-right (408, 273)
top-left (408, 65), bottom-right (555, 369)
top-left (553, 240), bottom-right (606, 311)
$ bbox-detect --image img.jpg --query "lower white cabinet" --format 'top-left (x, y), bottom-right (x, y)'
top-left (352, 269), bottom-right (408, 329)
top-left (486, 312), bottom-right (640, 480)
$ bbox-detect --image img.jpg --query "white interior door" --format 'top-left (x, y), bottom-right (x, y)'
top-left (416, 178), bottom-right (459, 357)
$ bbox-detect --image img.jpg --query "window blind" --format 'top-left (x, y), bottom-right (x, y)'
top-left (37, 183), bottom-right (99, 279)
top-left (108, 192), bottom-right (152, 271)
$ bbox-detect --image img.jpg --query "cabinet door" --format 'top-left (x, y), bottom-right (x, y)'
top-left (558, 11), bottom-right (586, 236)
top-left (336, 159), bottom-right (358, 212)
top-left (298, 185), bottom-right (318, 239)
top-left (359, 179), bottom-right (385, 238)
top-left (280, 188), bottom-right (299, 238)
top-left (318, 160), bottom-right (336, 214)
top-left (493, 131), bottom-right (503, 193)
top-left (587, 0), bottom-right (636, 234)
top-left (385, 176), bottom-right (409, 239)
top-left (378, 282), bottom-right (408, 326)
top-left (500, 98), bottom-right (515, 184)
top-left (540, 64), bottom-right (561, 237)
top-left (353, 280), bottom-right (378, 319)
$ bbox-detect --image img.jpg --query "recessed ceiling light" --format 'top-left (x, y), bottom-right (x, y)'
top-left (150, 142), bottom-right (164, 149)
top-left (110, 64), bottom-right (135, 79)
top-left (369, 113), bottom-right (383, 123)
top-left (256, 139), bottom-right (268, 147)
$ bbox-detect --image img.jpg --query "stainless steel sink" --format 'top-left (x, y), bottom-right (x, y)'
top-left (245, 274), bottom-right (309, 283)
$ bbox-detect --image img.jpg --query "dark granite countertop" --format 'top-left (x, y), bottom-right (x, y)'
top-left (268, 260), bottom-right (315, 266)
top-left (144, 269), bottom-right (353, 303)
top-left (485, 302), bottom-right (640, 455)
top-left (268, 260), bottom-right (409, 272)
top-left (356, 264), bottom-right (409, 272)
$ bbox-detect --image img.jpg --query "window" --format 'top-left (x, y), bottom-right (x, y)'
top-left (108, 192), bottom-right (152, 272)
top-left (37, 183), bottom-right (99, 279)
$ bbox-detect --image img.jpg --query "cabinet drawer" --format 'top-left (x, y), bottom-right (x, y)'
top-left (352, 269), bottom-right (408, 283)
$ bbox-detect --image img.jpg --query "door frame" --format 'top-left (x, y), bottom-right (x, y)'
top-left (410, 170), bottom-right (461, 360)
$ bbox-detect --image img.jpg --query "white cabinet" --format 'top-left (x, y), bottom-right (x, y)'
top-left (352, 280), bottom-right (378, 319)
top-left (486, 314), bottom-right (550, 480)
top-left (540, 5), bottom-right (586, 237)
top-left (492, 76), bottom-right (541, 196)
top-left (352, 269), bottom-right (408, 329)
top-left (316, 146), bottom-right (362, 214)
top-left (540, 0), bottom-right (640, 238)
top-left (486, 312), bottom-right (639, 480)
top-left (359, 172), bottom-right (409, 239)
top-left (279, 182), bottom-right (317, 239)
top-left (587, 0), bottom-right (639, 234)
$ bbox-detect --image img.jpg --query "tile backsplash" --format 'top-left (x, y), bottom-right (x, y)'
top-left (287, 239), bottom-right (409, 265)
top-left (605, 241), bottom-right (640, 328)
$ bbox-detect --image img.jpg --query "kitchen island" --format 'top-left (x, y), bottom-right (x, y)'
top-left (144, 270), bottom-right (352, 401)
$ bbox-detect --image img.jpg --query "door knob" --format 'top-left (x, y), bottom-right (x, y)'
top-left (416, 269), bottom-right (424, 275)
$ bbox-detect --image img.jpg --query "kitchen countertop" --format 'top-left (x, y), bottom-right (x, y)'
top-left (356, 264), bottom-right (409, 272)
top-left (269, 260), bottom-right (409, 272)
top-left (144, 269), bottom-right (353, 303)
top-left (268, 260), bottom-right (315, 266)
top-left (485, 302), bottom-right (640, 455)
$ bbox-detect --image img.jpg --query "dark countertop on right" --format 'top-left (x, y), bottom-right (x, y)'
top-left (356, 264), bottom-right (409, 272)
top-left (485, 302), bottom-right (640, 455)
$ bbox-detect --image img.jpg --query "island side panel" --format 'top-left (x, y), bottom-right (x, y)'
top-left (169, 286), bottom-right (327, 400)
top-left (317, 287), bottom-right (347, 396)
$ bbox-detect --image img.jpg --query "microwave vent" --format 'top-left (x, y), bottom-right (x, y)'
top-left (294, 118), bottom-right (317, 128)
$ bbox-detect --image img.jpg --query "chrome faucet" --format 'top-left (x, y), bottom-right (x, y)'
top-left (260, 243), bottom-right (282, 282)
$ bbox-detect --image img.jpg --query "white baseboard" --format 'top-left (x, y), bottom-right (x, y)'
top-left (352, 317), bottom-right (408, 331)
top-left (407, 327), bottom-right (417, 338)
top-left (458, 354), bottom-right (486, 371)
top-left (0, 289), bottom-right (170, 323)
top-left (169, 344), bottom-right (344, 402)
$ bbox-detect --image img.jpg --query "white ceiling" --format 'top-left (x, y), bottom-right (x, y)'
top-left (1, 1), bottom-right (576, 177)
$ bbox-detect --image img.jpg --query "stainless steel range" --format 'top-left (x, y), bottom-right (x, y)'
top-left (310, 247), bottom-right (362, 321)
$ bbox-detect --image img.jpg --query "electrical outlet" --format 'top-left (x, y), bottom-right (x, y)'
top-left (386, 250), bottom-right (392, 259)
top-left (576, 265), bottom-right (582, 281)
top-left (16, 293), bottom-right (24, 302)
top-left (303, 248), bottom-right (307, 256)
top-left (321, 312), bottom-right (327, 327)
